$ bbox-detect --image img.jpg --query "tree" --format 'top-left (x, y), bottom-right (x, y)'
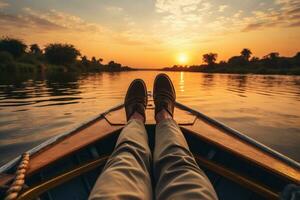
top-left (0, 51), bottom-right (14, 64)
top-left (29, 44), bottom-right (42, 54)
top-left (240, 48), bottom-right (252, 61)
top-left (293, 52), bottom-right (300, 65)
top-left (262, 52), bottom-right (280, 67)
top-left (228, 56), bottom-right (247, 66)
top-left (250, 56), bottom-right (259, 62)
top-left (91, 56), bottom-right (97, 64)
top-left (81, 55), bottom-right (88, 63)
top-left (203, 53), bottom-right (217, 66)
top-left (270, 52), bottom-right (279, 60)
top-left (0, 37), bottom-right (27, 58)
top-left (107, 60), bottom-right (122, 71)
top-left (97, 58), bottom-right (103, 64)
top-left (44, 43), bottom-right (80, 66)
top-left (264, 52), bottom-right (279, 60)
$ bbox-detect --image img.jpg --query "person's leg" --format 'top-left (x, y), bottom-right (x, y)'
top-left (89, 79), bottom-right (152, 200)
top-left (89, 115), bottom-right (152, 200)
top-left (153, 74), bottom-right (218, 200)
top-left (154, 111), bottom-right (218, 200)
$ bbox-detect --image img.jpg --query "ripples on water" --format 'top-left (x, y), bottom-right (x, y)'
top-left (0, 71), bottom-right (300, 165)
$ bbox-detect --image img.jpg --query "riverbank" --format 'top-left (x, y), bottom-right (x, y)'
top-left (0, 54), bottom-right (133, 74)
top-left (162, 65), bottom-right (300, 75)
top-left (0, 37), bottom-right (133, 74)
top-left (163, 49), bottom-right (300, 75)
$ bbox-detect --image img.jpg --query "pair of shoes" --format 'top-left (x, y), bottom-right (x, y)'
top-left (124, 73), bottom-right (176, 122)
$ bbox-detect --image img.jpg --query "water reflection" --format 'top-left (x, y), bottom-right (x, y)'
top-left (0, 71), bottom-right (300, 165)
top-left (201, 74), bottom-right (215, 88)
top-left (226, 75), bottom-right (247, 97)
top-left (179, 72), bottom-right (184, 92)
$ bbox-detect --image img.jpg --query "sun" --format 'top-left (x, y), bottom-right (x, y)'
top-left (177, 53), bottom-right (189, 65)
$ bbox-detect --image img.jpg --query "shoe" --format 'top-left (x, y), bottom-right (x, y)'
top-left (124, 79), bottom-right (148, 122)
top-left (153, 73), bottom-right (176, 118)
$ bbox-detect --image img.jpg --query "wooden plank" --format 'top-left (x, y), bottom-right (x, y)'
top-left (184, 118), bottom-right (300, 183)
top-left (105, 105), bottom-right (196, 125)
top-left (18, 157), bottom-right (109, 200)
top-left (27, 119), bottom-right (122, 176)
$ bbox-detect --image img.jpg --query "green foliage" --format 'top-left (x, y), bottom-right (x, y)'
top-left (18, 54), bottom-right (40, 65)
top-left (44, 43), bottom-right (81, 66)
top-left (14, 62), bottom-right (36, 73)
top-left (0, 51), bottom-right (14, 64)
top-left (0, 37), bottom-right (27, 58)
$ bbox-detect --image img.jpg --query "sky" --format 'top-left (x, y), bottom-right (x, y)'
top-left (0, 0), bottom-right (299, 68)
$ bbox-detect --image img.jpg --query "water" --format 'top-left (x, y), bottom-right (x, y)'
top-left (0, 71), bottom-right (300, 165)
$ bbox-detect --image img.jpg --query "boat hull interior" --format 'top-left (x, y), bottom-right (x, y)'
top-left (1, 103), bottom-right (299, 200)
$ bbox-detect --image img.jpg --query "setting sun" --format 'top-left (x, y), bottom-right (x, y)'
top-left (177, 53), bottom-right (189, 65)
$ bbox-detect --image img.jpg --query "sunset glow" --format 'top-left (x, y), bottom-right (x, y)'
top-left (177, 53), bottom-right (189, 65)
top-left (0, 0), bottom-right (299, 68)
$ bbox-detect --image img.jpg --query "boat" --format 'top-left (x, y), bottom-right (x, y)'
top-left (0, 100), bottom-right (299, 200)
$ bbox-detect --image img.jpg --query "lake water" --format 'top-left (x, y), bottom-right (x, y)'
top-left (0, 71), bottom-right (300, 165)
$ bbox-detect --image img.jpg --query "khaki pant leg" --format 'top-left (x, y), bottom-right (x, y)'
top-left (89, 119), bottom-right (152, 200)
top-left (154, 119), bottom-right (218, 200)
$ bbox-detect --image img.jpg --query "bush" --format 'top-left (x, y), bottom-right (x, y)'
top-left (0, 51), bottom-right (14, 64)
top-left (0, 37), bottom-right (27, 58)
top-left (17, 54), bottom-right (39, 65)
top-left (15, 62), bottom-right (36, 73)
top-left (44, 43), bottom-right (80, 66)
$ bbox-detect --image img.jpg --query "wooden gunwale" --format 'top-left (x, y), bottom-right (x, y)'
top-left (176, 102), bottom-right (300, 183)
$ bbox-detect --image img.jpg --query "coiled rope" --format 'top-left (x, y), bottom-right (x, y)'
top-left (5, 153), bottom-right (30, 200)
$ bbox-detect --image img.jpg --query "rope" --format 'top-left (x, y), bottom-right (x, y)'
top-left (5, 153), bottom-right (30, 200)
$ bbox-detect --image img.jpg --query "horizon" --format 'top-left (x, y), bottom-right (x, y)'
top-left (0, 0), bottom-right (300, 68)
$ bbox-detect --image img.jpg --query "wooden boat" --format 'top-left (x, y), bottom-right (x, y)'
top-left (0, 101), bottom-right (299, 200)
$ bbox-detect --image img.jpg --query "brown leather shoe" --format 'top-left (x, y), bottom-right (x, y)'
top-left (124, 79), bottom-right (148, 122)
top-left (153, 73), bottom-right (176, 118)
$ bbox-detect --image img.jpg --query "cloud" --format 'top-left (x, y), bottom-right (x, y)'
top-left (156, 0), bottom-right (202, 14)
top-left (242, 22), bottom-right (266, 32)
top-left (155, 0), bottom-right (209, 31)
top-left (241, 0), bottom-right (300, 31)
top-left (0, 12), bottom-right (64, 31)
top-left (0, 6), bottom-right (152, 49)
top-left (288, 21), bottom-right (300, 27)
top-left (0, 8), bottom-right (104, 34)
top-left (105, 6), bottom-right (123, 13)
top-left (23, 8), bottom-right (102, 32)
top-left (0, 1), bottom-right (9, 8)
top-left (218, 5), bottom-right (228, 12)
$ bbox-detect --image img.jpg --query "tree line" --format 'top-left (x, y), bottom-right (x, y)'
top-left (164, 49), bottom-right (300, 75)
top-left (0, 37), bottom-right (131, 73)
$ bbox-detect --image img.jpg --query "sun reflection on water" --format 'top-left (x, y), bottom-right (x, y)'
top-left (179, 72), bottom-right (184, 92)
